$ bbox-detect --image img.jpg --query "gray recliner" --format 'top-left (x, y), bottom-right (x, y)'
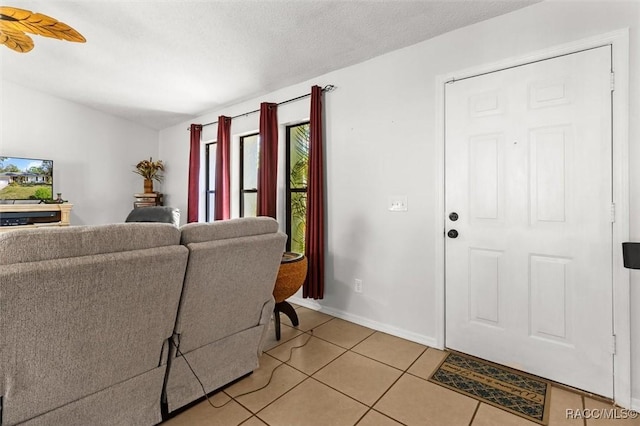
top-left (125, 206), bottom-right (180, 227)
top-left (0, 224), bottom-right (189, 425)
top-left (163, 217), bottom-right (286, 413)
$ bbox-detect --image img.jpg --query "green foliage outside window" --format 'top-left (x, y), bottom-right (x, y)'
top-left (289, 124), bottom-right (310, 254)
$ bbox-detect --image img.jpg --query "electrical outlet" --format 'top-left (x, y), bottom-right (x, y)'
top-left (354, 278), bottom-right (363, 293)
top-left (388, 195), bottom-right (408, 212)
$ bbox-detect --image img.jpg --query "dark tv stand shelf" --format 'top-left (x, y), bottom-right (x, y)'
top-left (0, 203), bottom-right (73, 232)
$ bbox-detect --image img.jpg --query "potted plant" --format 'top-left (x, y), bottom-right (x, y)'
top-left (133, 157), bottom-right (164, 193)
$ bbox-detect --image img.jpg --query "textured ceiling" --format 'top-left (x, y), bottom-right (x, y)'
top-left (1, 1), bottom-right (538, 130)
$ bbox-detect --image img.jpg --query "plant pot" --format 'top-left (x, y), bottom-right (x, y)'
top-left (144, 179), bottom-right (153, 193)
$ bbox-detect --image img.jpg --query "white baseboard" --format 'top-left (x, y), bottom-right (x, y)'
top-left (631, 397), bottom-right (640, 412)
top-left (288, 296), bottom-right (439, 348)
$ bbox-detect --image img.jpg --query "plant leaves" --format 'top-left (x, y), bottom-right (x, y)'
top-left (0, 25), bottom-right (34, 53)
top-left (0, 6), bottom-right (85, 44)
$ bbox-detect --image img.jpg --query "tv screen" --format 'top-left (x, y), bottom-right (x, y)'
top-left (0, 156), bottom-right (54, 201)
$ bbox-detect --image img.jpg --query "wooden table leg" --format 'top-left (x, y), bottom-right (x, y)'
top-left (274, 304), bottom-right (282, 341)
top-left (274, 301), bottom-right (299, 340)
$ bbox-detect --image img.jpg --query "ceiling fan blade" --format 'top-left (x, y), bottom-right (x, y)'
top-left (0, 25), bottom-right (34, 52)
top-left (0, 6), bottom-right (85, 43)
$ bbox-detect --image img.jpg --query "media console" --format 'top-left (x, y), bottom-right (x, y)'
top-left (0, 203), bottom-right (73, 232)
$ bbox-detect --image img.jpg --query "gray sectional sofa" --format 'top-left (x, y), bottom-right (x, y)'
top-left (0, 217), bottom-right (286, 426)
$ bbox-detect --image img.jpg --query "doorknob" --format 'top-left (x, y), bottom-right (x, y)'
top-left (447, 229), bottom-right (459, 238)
top-left (449, 212), bottom-right (459, 221)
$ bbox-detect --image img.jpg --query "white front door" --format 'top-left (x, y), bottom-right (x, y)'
top-left (445, 46), bottom-right (613, 397)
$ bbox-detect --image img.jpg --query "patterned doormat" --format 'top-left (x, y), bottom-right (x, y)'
top-left (429, 351), bottom-right (551, 425)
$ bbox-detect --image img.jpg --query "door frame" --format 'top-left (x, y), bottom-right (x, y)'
top-left (434, 29), bottom-right (630, 407)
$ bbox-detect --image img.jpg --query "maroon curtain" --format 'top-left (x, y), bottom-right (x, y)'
top-left (187, 124), bottom-right (202, 223)
top-left (257, 102), bottom-right (278, 218)
top-left (304, 86), bottom-right (325, 299)
top-left (214, 116), bottom-right (231, 220)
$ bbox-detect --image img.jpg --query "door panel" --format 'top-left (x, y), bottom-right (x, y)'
top-left (469, 134), bottom-right (503, 220)
top-left (530, 126), bottom-right (568, 223)
top-left (469, 248), bottom-right (502, 326)
top-left (445, 46), bottom-right (613, 397)
top-left (529, 254), bottom-right (573, 342)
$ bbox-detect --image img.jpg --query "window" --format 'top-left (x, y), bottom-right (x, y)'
top-left (240, 133), bottom-right (259, 217)
top-left (205, 142), bottom-right (217, 221)
top-left (286, 122), bottom-right (310, 253)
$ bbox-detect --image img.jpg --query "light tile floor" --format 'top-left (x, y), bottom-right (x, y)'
top-left (164, 306), bottom-right (640, 426)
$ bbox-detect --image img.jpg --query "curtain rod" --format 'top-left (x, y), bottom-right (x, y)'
top-left (187, 84), bottom-right (335, 131)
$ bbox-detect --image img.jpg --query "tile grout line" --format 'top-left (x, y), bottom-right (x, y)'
top-left (404, 346), bottom-right (430, 371)
top-left (316, 329), bottom-right (430, 372)
top-left (267, 311), bottom-right (602, 426)
top-left (265, 331), bottom-right (344, 376)
top-left (302, 328), bottom-right (375, 352)
top-left (224, 354), bottom-right (291, 417)
top-left (467, 401), bottom-right (482, 426)
top-left (237, 414), bottom-right (261, 426)
top-left (267, 316), bottom-right (554, 426)
top-left (353, 407), bottom-right (410, 426)
top-left (309, 349), bottom-right (401, 413)
top-left (274, 328), bottom-right (409, 420)
top-left (303, 327), bottom-right (429, 413)
top-left (353, 408), bottom-right (372, 426)
top-left (244, 322), bottom-right (383, 423)
top-left (305, 376), bottom-right (378, 418)
top-left (228, 331), bottom-right (318, 422)
top-left (270, 312), bottom-right (556, 426)
top-left (261, 327), bottom-right (412, 424)
top-left (180, 311), bottom-right (581, 426)
top-left (311, 330), bottom-right (412, 371)
top-left (357, 345), bottom-right (431, 423)
top-left (264, 324), bottom-right (434, 424)
top-left (286, 314), bottom-right (376, 350)
top-left (231, 339), bottom-right (318, 422)
top-left (252, 376), bottom-right (315, 424)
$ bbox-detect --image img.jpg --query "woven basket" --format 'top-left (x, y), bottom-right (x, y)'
top-left (273, 253), bottom-right (308, 303)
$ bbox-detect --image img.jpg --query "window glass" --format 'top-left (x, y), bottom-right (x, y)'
top-left (286, 123), bottom-right (310, 253)
top-left (240, 133), bottom-right (259, 217)
top-left (243, 192), bottom-right (257, 217)
top-left (205, 142), bottom-right (217, 222)
top-left (242, 134), bottom-right (259, 190)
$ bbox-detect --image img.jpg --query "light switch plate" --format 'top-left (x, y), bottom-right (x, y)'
top-left (388, 195), bottom-right (408, 212)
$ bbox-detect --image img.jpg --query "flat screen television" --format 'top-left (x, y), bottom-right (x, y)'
top-left (0, 156), bottom-right (54, 201)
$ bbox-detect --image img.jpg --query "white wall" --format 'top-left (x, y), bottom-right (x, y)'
top-left (0, 81), bottom-right (160, 224)
top-left (160, 0), bottom-right (639, 403)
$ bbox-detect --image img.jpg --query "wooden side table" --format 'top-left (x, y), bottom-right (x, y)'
top-left (273, 252), bottom-right (307, 340)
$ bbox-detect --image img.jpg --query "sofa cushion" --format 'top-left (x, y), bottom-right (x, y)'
top-left (0, 223), bottom-right (181, 265)
top-left (174, 233), bottom-right (285, 350)
top-left (179, 217), bottom-right (278, 245)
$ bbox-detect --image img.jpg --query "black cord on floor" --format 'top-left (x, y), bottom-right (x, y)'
top-left (170, 330), bottom-right (314, 410)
